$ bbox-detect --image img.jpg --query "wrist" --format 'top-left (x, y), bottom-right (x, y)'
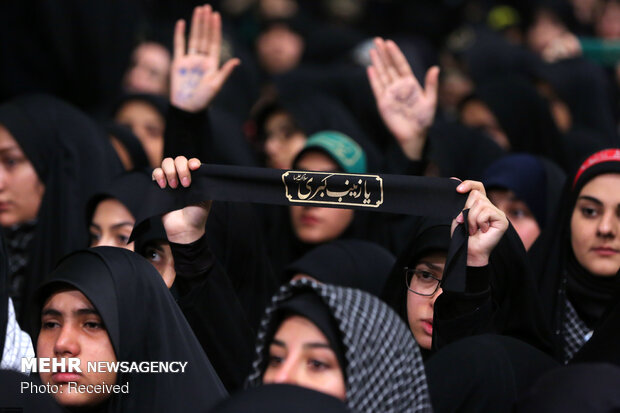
top-left (400, 133), bottom-right (426, 161)
top-left (467, 253), bottom-right (489, 267)
top-left (166, 228), bottom-right (206, 244)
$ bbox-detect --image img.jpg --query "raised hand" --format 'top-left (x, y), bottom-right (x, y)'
top-left (367, 38), bottom-right (439, 160)
top-left (451, 180), bottom-right (509, 267)
top-left (152, 156), bottom-right (212, 244)
top-left (170, 4), bottom-right (241, 113)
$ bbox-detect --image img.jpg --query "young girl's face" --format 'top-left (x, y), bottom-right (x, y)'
top-left (406, 252), bottom-right (446, 350)
top-left (571, 173), bottom-right (620, 277)
top-left (263, 315), bottom-right (346, 400)
top-left (37, 289), bottom-right (118, 408)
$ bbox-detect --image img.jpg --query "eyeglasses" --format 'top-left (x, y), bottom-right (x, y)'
top-left (404, 267), bottom-right (442, 296)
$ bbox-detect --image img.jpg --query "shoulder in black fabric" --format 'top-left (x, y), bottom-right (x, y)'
top-left (31, 247), bottom-right (227, 413)
top-left (246, 278), bottom-right (432, 413)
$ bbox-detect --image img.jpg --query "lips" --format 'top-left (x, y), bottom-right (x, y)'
top-left (0, 201), bottom-right (11, 211)
top-left (591, 247), bottom-right (620, 256)
top-left (420, 319), bottom-right (433, 336)
top-left (51, 372), bottom-right (82, 383)
top-left (300, 214), bottom-right (320, 226)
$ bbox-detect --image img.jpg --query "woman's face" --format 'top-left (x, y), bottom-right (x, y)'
top-left (115, 101), bottom-right (165, 168)
top-left (263, 315), bottom-right (346, 400)
top-left (89, 198), bottom-right (135, 250)
top-left (0, 125), bottom-right (45, 227)
top-left (123, 42), bottom-right (171, 96)
top-left (406, 252), bottom-right (446, 350)
top-left (256, 25), bottom-right (304, 75)
top-left (488, 189), bottom-right (541, 250)
top-left (37, 289), bottom-right (117, 408)
top-left (290, 151), bottom-right (355, 244)
top-left (460, 100), bottom-right (511, 150)
top-left (263, 111), bottom-right (307, 170)
top-left (140, 241), bottom-right (176, 288)
top-left (571, 173), bottom-right (620, 276)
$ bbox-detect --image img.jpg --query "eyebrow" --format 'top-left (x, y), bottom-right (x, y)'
top-left (0, 147), bottom-right (21, 155)
top-left (417, 261), bottom-right (444, 272)
top-left (577, 195), bottom-right (603, 205)
top-left (271, 339), bottom-right (332, 350)
top-left (89, 222), bottom-right (134, 230)
top-left (41, 307), bottom-right (100, 317)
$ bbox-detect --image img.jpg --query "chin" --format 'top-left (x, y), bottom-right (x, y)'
top-left (590, 263), bottom-right (620, 277)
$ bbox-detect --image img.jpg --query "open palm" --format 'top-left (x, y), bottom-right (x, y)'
top-left (170, 5), bottom-right (240, 113)
top-left (368, 38), bottom-right (439, 160)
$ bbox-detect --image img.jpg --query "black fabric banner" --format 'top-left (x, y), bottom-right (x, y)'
top-left (131, 164), bottom-right (470, 291)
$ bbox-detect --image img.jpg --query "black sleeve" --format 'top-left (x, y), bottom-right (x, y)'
top-left (170, 234), bottom-right (256, 393)
top-left (434, 225), bottom-right (554, 355)
top-left (163, 105), bottom-right (212, 161)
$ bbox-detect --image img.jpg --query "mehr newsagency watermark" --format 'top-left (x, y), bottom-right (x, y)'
top-left (19, 357), bottom-right (189, 395)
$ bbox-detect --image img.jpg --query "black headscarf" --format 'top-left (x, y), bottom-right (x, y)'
top-left (535, 58), bottom-right (618, 143)
top-left (483, 153), bottom-right (566, 229)
top-left (382, 217), bottom-right (450, 325)
top-left (252, 93), bottom-right (382, 172)
top-left (105, 123), bottom-right (150, 171)
top-left (111, 93), bottom-right (168, 120)
top-left (284, 239), bottom-right (394, 296)
top-left (467, 75), bottom-right (568, 169)
top-left (31, 247), bottom-right (227, 413)
top-left (209, 384), bottom-right (351, 413)
top-left (530, 148), bottom-right (620, 358)
top-left (247, 279), bottom-right (432, 413)
top-left (0, 94), bottom-right (123, 325)
top-left (85, 170), bottom-right (153, 227)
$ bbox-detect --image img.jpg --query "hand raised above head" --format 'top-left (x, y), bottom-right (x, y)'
top-left (170, 4), bottom-right (240, 113)
top-left (367, 38), bottom-right (439, 160)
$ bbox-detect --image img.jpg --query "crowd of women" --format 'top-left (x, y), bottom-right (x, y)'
top-left (1, 0), bottom-right (620, 411)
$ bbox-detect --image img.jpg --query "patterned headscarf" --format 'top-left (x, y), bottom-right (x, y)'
top-left (246, 279), bottom-right (432, 413)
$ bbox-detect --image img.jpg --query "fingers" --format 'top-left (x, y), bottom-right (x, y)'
top-left (424, 66), bottom-right (440, 110)
top-left (207, 9), bottom-right (222, 61)
top-left (467, 198), bottom-right (508, 236)
top-left (173, 19), bottom-right (186, 60)
top-left (198, 4), bottom-right (212, 55)
top-left (369, 47), bottom-right (390, 90)
top-left (174, 156), bottom-right (192, 187)
top-left (188, 158), bottom-right (202, 170)
top-left (210, 58), bottom-right (240, 93)
top-left (367, 66), bottom-right (385, 101)
top-left (385, 40), bottom-right (414, 78)
top-left (161, 157), bottom-right (178, 188)
top-left (188, 6), bottom-right (202, 54)
top-left (456, 180), bottom-right (486, 197)
top-left (152, 167), bottom-right (166, 189)
top-left (374, 38), bottom-right (397, 83)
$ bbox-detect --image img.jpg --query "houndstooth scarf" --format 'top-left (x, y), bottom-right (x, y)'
top-left (246, 278), bottom-right (433, 412)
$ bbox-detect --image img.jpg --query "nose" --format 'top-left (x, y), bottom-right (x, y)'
top-left (264, 135), bottom-right (281, 157)
top-left (429, 287), bottom-right (443, 308)
top-left (269, 360), bottom-right (299, 386)
top-left (0, 166), bottom-right (7, 191)
top-left (597, 211), bottom-right (617, 238)
top-left (53, 324), bottom-right (80, 357)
